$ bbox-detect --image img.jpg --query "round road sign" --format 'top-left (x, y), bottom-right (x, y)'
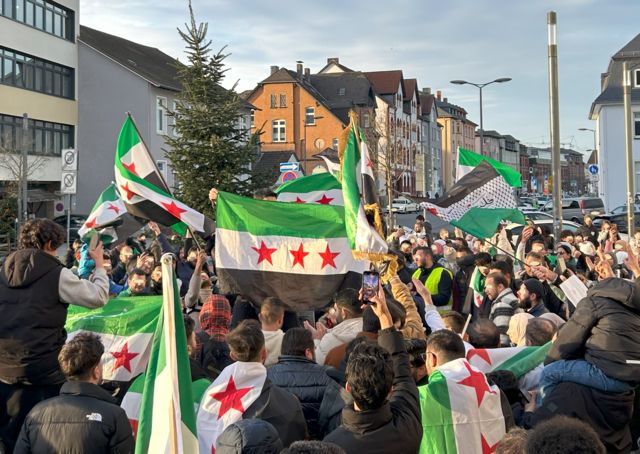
top-left (56, 203), bottom-right (64, 212)
top-left (589, 165), bottom-right (599, 175)
top-left (282, 171), bottom-right (297, 183)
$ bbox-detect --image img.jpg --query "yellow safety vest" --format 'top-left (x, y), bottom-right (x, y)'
top-left (412, 267), bottom-right (453, 313)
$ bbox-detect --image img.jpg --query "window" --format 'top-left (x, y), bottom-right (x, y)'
top-left (305, 107), bottom-right (315, 125)
top-left (0, 114), bottom-right (73, 156)
top-left (157, 160), bottom-right (167, 181)
top-left (332, 138), bottom-right (338, 151)
top-left (0, 46), bottom-right (74, 98)
top-left (338, 88), bottom-right (345, 95)
top-left (1, 0), bottom-right (74, 41)
top-left (250, 110), bottom-right (255, 128)
top-left (272, 120), bottom-right (285, 142)
top-left (364, 114), bottom-right (370, 128)
top-left (270, 94), bottom-right (277, 108)
top-left (635, 112), bottom-right (640, 138)
top-left (156, 97), bottom-right (167, 134)
top-left (636, 69), bottom-right (640, 88)
top-left (171, 100), bottom-right (181, 137)
top-left (279, 93), bottom-right (286, 108)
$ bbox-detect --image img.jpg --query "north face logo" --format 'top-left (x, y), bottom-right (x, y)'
top-left (86, 413), bottom-right (102, 422)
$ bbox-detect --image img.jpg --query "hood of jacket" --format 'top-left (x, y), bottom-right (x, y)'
top-left (215, 408), bottom-right (284, 454)
top-left (331, 317), bottom-right (364, 343)
top-left (0, 249), bottom-right (62, 288)
top-left (588, 277), bottom-right (640, 313)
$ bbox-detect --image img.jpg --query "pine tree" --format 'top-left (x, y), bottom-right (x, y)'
top-left (164, 2), bottom-right (275, 218)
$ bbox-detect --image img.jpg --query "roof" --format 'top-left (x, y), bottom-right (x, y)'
top-left (316, 147), bottom-right (340, 164)
top-left (502, 134), bottom-right (519, 142)
top-left (436, 100), bottom-right (475, 124)
top-left (253, 151), bottom-right (297, 174)
top-left (363, 70), bottom-right (405, 96)
top-left (310, 72), bottom-right (376, 123)
top-left (560, 148), bottom-right (583, 157)
top-left (79, 25), bottom-right (182, 91)
top-left (475, 129), bottom-right (503, 139)
top-left (404, 79), bottom-right (418, 101)
top-left (419, 94), bottom-right (436, 116)
top-left (317, 59), bottom-right (354, 74)
top-left (587, 150), bottom-right (598, 165)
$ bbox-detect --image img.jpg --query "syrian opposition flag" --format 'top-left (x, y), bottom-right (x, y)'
top-left (419, 359), bottom-right (505, 454)
top-left (77, 183), bottom-right (146, 246)
top-left (65, 295), bottom-right (161, 382)
top-left (122, 373), bottom-right (211, 441)
top-left (114, 115), bottom-right (215, 237)
top-left (339, 114), bottom-right (389, 261)
top-left (134, 254), bottom-right (198, 454)
top-left (275, 172), bottom-right (343, 205)
top-left (197, 362), bottom-right (267, 453)
top-left (420, 160), bottom-right (526, 239)
top-left (457, 147), bottom-right (522, 187)
top-left (466, 343), bottom-right (551, 379)
top-left (215, 191), bottom-right (365, 311)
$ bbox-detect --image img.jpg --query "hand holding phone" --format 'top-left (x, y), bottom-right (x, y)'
top-left (89, 232), bottom-right (100, 252)
top-left (362, 271), bottom-right (380, 303)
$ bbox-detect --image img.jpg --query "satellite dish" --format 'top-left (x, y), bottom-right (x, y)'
top-left (314, 138), bottom-right (325, 150)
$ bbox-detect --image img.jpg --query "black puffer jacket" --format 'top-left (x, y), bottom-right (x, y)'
top-left (267, 355), bottom-right (333, 440)
top-left (216, 419), bottom-right (283, 454)
top-left (14, 381), bottom-right (135, 454)
top-left (545, 278), bottom-right (640, 383)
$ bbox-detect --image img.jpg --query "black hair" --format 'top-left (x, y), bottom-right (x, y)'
top-left (281, 328), bottom-right (314, 357)
top-left (226, 320), bottom-right (265, 362)
top-left (454, 237), bottom-right (469, 248)
top-left (525, 318), bottom-right (557, 346)
top-left (490, 260), bottom-right (513, 278)
top-left (486, 272), bottom-right (509, 290)
top-left (524, 415), bottom-right (606, 454)
top-left (416, 214), bottom-right (425, 221)
top-left (486, 370), bottom-right (520, 406)
top-left (183, 314), bottom-right (195, 340)
top-left (426, 329), bottom-right (465, 363)
top-left (460, 247), bottom-right (473, 256)
top-left (253, 188), bottom-right (277, 200)
top-left (334, 288), bottom-right (364, 317)
top-left (560, 229), bottom-right (574, 239)
top-left (131, 268), bottom-right (148, 278)
top-left (19, 219), bottom-right (66, 250)
top-left (474, 252), bottom-right (492, 267)
top-left (412, 246), bottom-right (433, 257)
top-left (346, 342), bottom-right (394, 411)
top-left (362, 300), bottom-right (404, 334)
top-left (59, 332), bottom-right (104, 381)
top-left (405, 338), bottom-right (427, 368)
top-left (468, 319), bottom-right (501, 349)
top-left (281, 441), bottom-right (346, 454)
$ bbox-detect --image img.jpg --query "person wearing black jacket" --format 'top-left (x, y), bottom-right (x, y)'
top-left (14, 332), bottom-right (134, 454)
top-left (323, 286), bottom-right (422, 454)
top-left (267, 328), bottom-right (334, 440)
top-left (576, 214), bottom-right (600, 247)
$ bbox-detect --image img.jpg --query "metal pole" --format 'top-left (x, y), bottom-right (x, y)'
top-left (623, 61), bottom-right (635, 236)
top-left (479, 86), bottom-right (483, 155)
top-left (66, 194), bottom-right (70, 246)
top-left (547, 11), bottom-right (562, 239)
top-left (21, 114), bottom-right (29, 226)
top-left (303, 123), bottom-right (307, 175)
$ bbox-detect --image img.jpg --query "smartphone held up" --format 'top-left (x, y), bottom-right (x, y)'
top-left (362, 271), bottom-right (380, 304)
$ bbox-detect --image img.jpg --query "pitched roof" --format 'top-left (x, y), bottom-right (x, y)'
top-left (587, 150), bottom-right (598, 165)
top-left (419, 94), bottom-right (436, 116)
top-left (79, 25), bottom-right (182, 92)
top-left (253, 151), bottom-right (297, 174)
top-left (310, 72), bottom-right (376, 111)
top-left (317, 59), bottom-right (354, 74)
top-left (363, 70), bottom-right (405, 96)
top-left (404, 79), bottom-right (418, 101)
top-left (475, 129), bottom-right (503, 139)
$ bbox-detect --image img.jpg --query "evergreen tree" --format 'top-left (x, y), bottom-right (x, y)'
top-left (164, 2), bottom-right (275, 218)
top-left (0, 193), bottom-right (17, 240)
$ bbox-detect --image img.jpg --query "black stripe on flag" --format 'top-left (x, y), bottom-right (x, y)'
top-left (99, 213), bottom-right (147, 247)
top-left (362, 173), bottom-right (379, 207)
top-left (433, 160), bottom-right (500, 208)
top-left (124, 199), bottom-right (183, 230)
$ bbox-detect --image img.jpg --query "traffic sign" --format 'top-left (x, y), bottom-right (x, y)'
top-left (589, 165), bottom-right (599, 175)
top-left (282, 171), bottom-right (297, 183)
top-left (61, 172), bottom-right (77, 194)
top-left (61, 149), bottom-right (78, 171)
top-left (590, 174), bottom-right (599, 182)
top-left (280, 162), bottom-right (299, 172)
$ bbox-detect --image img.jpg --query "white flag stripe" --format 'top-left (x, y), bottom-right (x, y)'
top-left (354, 205), bottom-right (388, 255)
top-left (216, 228), bottom-right (368, 275)
top-left (276, 189), bottom-right (344, 205)
top-left (78, 199), bottom-right (126, 238)
top-left (122, 391), bottom-right (143, 423)
top-left (120, 142), bottom-right (157, 180)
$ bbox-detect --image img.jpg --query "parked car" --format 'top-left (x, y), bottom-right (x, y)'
top-left (540, 197), bottom-right (605, 223)
top-left (391, 198), bottom-right (419, 214)
top-left (53, 214), bottom-right (88, 240)
top-left (592, 205), bottom-right (640, 233)
top-left (521, 211), bottom-right (553, 221)
top-left (505, 219), bottom-right (581, 245)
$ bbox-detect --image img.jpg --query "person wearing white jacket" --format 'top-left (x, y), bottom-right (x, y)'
top-left (304, 289), bottom-right (363, 366)
top-left (259, 297), bottom-right (285, 367)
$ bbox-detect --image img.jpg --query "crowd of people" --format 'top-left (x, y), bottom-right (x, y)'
top-left (1, 194), bottom-right (640, 453)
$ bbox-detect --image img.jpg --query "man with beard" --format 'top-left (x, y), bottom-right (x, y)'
top-left (119, 269), bottom-right (151, 297)
top-left (412, 246), bottom-right (453, 313)
top-left (516, 279), bottom-right (549, 317)
top-left (517, 251), bottom-right (567, 318)
top-left (400, 240), bottom-right (417, 271)
top-left (111, 245), bottom-right (134, 286)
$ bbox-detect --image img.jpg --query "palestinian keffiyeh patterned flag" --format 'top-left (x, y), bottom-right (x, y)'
top-left (419, 358), bottom-right (505, 454)
top-left (420, 160), bottom-right (526, 239)
top-left (77, 183), bottom-right (146, 246)
top-left (134, 255), bottom-right (198, 454)
top-left (215, 191), bottom-right (365, 311)
top-left (65, 295), bottom-right (161, 382)
top-left (466, 343), bottom-right (551, 379)
top-left (114, 115), bottom-right (215, 237)
top-left (197, 362), bottom-right (267, 453)
top-left (275, 172), bottom-right (343, 205)
top-left (457, 147), bottom-right (522, 187)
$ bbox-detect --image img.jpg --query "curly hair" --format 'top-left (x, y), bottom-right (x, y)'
top-left (19, 219), bottom-right (66, 251)
top-left (59, 332), bottom-right (104, 381)
top-left (225, 319), bottom-right (265, 362)
top-left (346, 342), bottom-right (394, 411)
top-left (525, 415), bottom-right (605, 454)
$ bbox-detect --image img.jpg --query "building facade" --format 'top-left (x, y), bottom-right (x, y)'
top-left (418, 89), bottom-right (442, 197)
top-left (0, 0), bottom-right (79, 217)
top-left (502, 134), bottom-right (520, 173)
top-left (520, 146), bottom-right (531, 192)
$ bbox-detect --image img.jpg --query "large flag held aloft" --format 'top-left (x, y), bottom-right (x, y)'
top-left (114, 115), bottom-right (215, 237)
top-left (456, 147), bottom-right (522, 187)
top-left (215, 191), bottom-right (365, 311)
top-left (420, 160), bottom-right (526, 239)
top-left (465, 343), bottom-right (551, 379)
top-left (275, 172), bottom-right (344, 205)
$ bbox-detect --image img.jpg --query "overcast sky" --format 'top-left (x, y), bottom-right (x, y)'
top-left (81, 0), bottom-right (640, 154)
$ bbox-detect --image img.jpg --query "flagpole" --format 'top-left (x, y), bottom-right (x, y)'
top-left (163, 254), bottom-right (180, 454)
top-left (125, 112), bottom-right (202, 250)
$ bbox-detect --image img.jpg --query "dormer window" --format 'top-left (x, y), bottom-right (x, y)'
top-left (339, 88), bottom-right (345, 95)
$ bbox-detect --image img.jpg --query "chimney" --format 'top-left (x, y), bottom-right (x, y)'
top-left (304, 67), bottom-right (311, 84)
top-left (297, 63), bottom-right (303, 81)
top-left (270, 66), bottom-right (279, 75)
top-left (443, 97), bottom-right (448, 103)
top-left (327, 57), bottom-right (339, 64)
top-left (425, 87), bottom-right (431, 95)
top-left (437, 90), bottom-right (441, 101)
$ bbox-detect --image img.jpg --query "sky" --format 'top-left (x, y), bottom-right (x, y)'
top-left (80, 0), bottom-right (640, 154)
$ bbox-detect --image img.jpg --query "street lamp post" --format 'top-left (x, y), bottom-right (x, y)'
top-left (450, 77), bottom-right (511, 157)
top-left (303, 115), bottom-right (323, 175)
top-left (623, 62), bottom-right (635, 236)
top-left (547, 11), bottom-right (562, 241)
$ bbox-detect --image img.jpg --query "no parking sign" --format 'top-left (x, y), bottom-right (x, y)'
top-left (282, 171), bottom-right (297, 183)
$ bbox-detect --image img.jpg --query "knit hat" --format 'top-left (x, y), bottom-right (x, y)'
top-left (444, 246), bottom-right (457, 262)
top-left (523, 279), bottom-right (545, 300)
top-left (579, 242), bottom-right (595, 256)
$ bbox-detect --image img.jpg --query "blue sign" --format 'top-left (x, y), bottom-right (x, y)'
top-left (282, 171), bottom-right (297, 183)
top-left (589, 165), bottom-right (599, 175)
top-left (280, 162), bottom-right (300, 172)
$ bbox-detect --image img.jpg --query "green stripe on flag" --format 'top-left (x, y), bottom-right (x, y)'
top-left (341, 126), bottom-right (361, 250)
top-left (216, 191), bottom-right (347, 239)
top-left (275, 173), bottom-right (341, 194)
top-left (88, 183), bottom-right (120, 215)
top-left (451, 207), bottom-right (526, 239)
top-left (495, 343), bottom-right (551, 379)
top-left (418, 372), bottom-right (457, 454)
top-left (458, 147), bottom-right (522, 187)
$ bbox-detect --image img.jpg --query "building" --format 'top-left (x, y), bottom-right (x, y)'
top-left (475, 129), bottom-right (503, 162)
top-left (418, 88), bottom-right (443, 196)
top-left (589, 32), bottom-right (640, 210)
top-left (246, 63), bottom-right (376, 176)
top-left (502, 134), bottom-right (521, 173)
top-left (527, 147), bottom-right (586, 195)
top-left (436, 93), bottom-right (477, 190)
top-left (76, 26), bottom-right (256, 213)
top-left (0, 0), bottom-right (79, 217)
top-left (520, 145), bottom-right (531, 192)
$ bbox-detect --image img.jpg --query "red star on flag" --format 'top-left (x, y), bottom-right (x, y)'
top-left (481, 434), bottom-right (499, 454)
top-left (107, 203), bottom-right (121, 215)
top-left (293, 197), bottom-right (306, 203)
top-left (466, 349), bottom-right (492, 365)
top-left (211, 375), bottom-right (253, 419)
top-left (290, 243), bottom-right (309, 268)
top-left (317, 194), bottom-right (334, 205)
top-left (319, 244), bottom-right (340, 269)
top-left (211, 446), bottom-right (215, 454)
top-left (111, 343), bottom-right (139, 373)
top-left (162, 201), bottom-right (187, 220)
top-left (84, 217), bottom-right (98, 229)
top-left (120, 183), bottom-right (136, 201)
top-left (251, 241), bottom-right (278, 265)
top-left (457, 361), bottom-right (496, 407)
top-left (366, 156), bottom-right (372, 167)
top-left (121, 161), bottom-right (138, 176)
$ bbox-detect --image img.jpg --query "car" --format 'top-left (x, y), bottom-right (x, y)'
top-left (505, 219), bottom-right (581, 245)
top-left (521, 211), bottom-right (554, 221)
top-left (592, 204), bottom-right (640, 233)
top-left (539, 197), bottom-right (605, 223)
top-left (53, 214), bottom-right (88, 240)
top-left (391, 198), bottom-right (418, 214)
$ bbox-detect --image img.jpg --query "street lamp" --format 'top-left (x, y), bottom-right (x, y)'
top-left (578, 128), bottom-right (596, 152)
top-left (304, 115), bottom-right (323, 174)
top-left (450, 78), bottom-right (511, 156)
